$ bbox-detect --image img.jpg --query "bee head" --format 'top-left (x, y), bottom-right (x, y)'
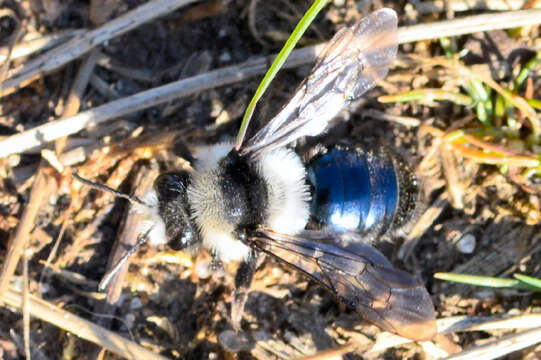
top-left (153, 171), bottom-right (201, 250)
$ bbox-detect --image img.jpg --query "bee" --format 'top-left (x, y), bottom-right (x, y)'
top-left (76, 8), bottom-right (437, 341)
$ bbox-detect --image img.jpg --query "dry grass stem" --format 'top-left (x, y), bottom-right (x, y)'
top-left (0, 46), bottom-right (315, 158)
top-left (414, 0), bottom-right (538, 13)
top-left (0, 29), bottom-right (85, 63)
top-left (23, 245), bottom-right (30, 360)
top-left (397, 8), bottom-right (541, 43)
top-left (1, 286), bottom-right (168, 360)
top-left (0, 7), bottom-right (24, 84)
top-left (444, 326), bottom-right (541, 360)
top-left (370, 314), bottom-right (541, 353)
top-left (0, 167), bottom-right (54, 297)
top-left (99, 164), bottom-right (158, 304)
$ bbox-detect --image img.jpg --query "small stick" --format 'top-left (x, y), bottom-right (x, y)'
top-left (23, 244), bottom-right (30, 360)
top-left (0, 8), bottom-right (24, 84)
top-left (0, 29), bottom-right (85, 63)
top-left (397, 8), bottom-right (541, 43)
top-left (1, 286), bottom-right (168, 360)
top-left (0, 165), bottom-right (54, 297)
top-left (87, 162), bottom-right (157, 360)
top-left (1, 8), bottom-right (541, 158)
top-left (445, 326), bottom-right (541, 360)
top-left (98, 165), bottom-right (158, 299)
top-left (413, 0), bottom-right (535, 14)
top-left (370, 314), bottom-right (541, 353)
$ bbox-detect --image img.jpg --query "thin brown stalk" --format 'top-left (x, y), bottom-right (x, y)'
top-left (0, 30), bottom-right (85, 63)
top-left (1, 286), bottom-right (168, 360)
top-left (444, 326), bottom-right (541, 360)
top-left (0, 8), bottom-right (24, 84)
top-left (56, 49), bottom-right (100, 154)
top-left (370, 314), bottom-right (541, 353)
top-left (414, 0), bottom-right (536, 13)
top-left (0, 166), bottom-right (54, 297)
top-left (23, 244), bottom-right (30, 360)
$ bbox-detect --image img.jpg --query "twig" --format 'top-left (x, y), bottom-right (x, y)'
top-left (0, 0), bottom-right (199, 96)
top-left (444, 326), bottom-right (541, 360)
top-left (397, 8), bottom-right (541, 43)
top-left (0, 29), bottom-right (85, 63)
top-left (369, 314), bottom-right (541, 353)
top-left (0, 8), bottom-right (24, 84)
top-left (1, 9), bottom-right (541, 158)
top-left (56, 49), bottom-right (100, 154)
top-left (103, 164), bottom-right (158, 303)
top-left (1, 286), bottom-right (168, 360)
top-left (87, 164), bottom-right (159, 359)
top-left (412, 0), bottom-right (536, 14)
top-left (0, 47), bottom-right (313, 158)
top-left (23, 244), bottom-right (30, 360)
top-left (0, 166), bottom-right (54, 297)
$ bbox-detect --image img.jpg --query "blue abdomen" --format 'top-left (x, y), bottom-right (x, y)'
top-left (307, 146), bottom-right (407, 235)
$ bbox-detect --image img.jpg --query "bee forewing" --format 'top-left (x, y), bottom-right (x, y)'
top-left (251, 231), bottom-right (437, 341)
top-left (311, 7), bottom-right (398, 97)
top-left (242, 9), bottom-right (398, 157)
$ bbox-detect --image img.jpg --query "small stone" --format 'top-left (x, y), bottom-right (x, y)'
top-left (195, 260), bottom-right (211, 279)
top-left (218, 330), bottom-right (248, 353)
top-left (130, 297), bottom-right (143, 310)
top-left (456, 234), bottom-right (476, 254)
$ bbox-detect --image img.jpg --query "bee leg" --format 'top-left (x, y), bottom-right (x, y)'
top-left (231, 249), bottom-right (262, 331)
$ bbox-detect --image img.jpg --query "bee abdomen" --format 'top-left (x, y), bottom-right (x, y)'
top-left (307, 146), bottom-right (416, 236)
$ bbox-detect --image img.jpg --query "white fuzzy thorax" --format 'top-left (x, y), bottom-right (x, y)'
top-left (188, 142), bottom-right (310, 262)
top-left (257, 147), bottom-right (310, 234)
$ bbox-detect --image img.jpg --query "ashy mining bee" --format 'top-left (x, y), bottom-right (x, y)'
top-left (77, 8), bottom-right (437, 341)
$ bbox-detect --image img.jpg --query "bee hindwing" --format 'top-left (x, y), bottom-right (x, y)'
top-left (250, 230), bottom-right (437, 341)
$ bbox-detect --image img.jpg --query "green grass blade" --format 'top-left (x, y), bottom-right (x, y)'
top-left (235, 0), bottom-right (330, 149)
top-left (434, 272), bottom-right (519, 287)
top-left (514, 51), bottom-right (540, 91)
top-left (514, 274), bottom-right (541, 290)
top-left (435, 272), bottom-right (541, 291)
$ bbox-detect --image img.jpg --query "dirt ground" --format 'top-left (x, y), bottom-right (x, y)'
top-left (0, 0), bottom-right (540, 359)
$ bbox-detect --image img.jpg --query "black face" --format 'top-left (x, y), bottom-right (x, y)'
top-left (219, 151), bottom-right (269, 232)
top-left (154, 171), bottom-right (200, 250)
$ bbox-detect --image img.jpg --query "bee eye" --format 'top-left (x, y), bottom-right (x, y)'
top-left (154, 171), bottom-right (191, 201)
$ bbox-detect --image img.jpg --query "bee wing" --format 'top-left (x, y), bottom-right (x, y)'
top-left (250, 230), bottom-right (437, 341)
top-left (241, 9), bottom-right (398, 157)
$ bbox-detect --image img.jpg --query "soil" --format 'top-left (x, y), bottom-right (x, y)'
top-left (0, 0), bottom-right (540, 359)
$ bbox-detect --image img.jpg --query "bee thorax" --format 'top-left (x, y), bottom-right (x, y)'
top-left (257, 147), bottom-right (310, 234)
top-left (188, 143), bottom-right (309, 262)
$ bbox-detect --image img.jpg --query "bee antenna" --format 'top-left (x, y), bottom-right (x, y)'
top-left (73, 173), bottom-right (147, 207)
top-left (98, 227), bottom-right (152, 292)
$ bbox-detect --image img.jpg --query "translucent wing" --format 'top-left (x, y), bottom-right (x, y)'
top-left (240, 9), bottom-right (398, 158)
top-left (248, 230), bottom-right (437, 341)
